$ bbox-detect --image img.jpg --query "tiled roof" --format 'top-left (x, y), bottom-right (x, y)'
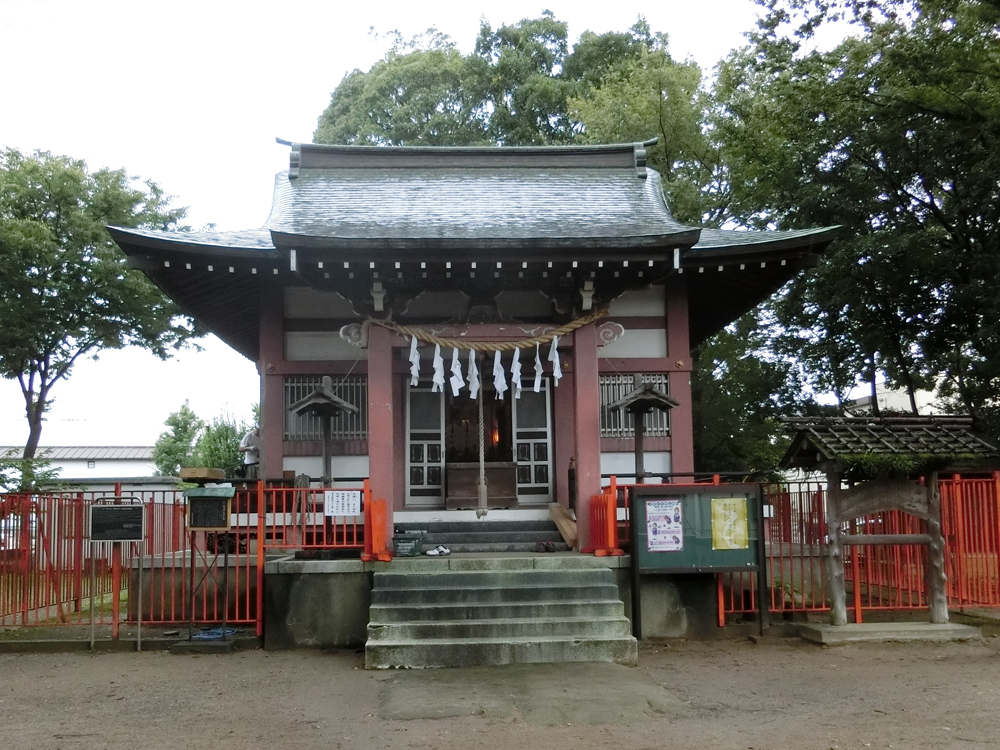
top-left (0, 446), bottom-right (155, 460)
top-left (109, 227), bottom-right (276, 252)
top-left (266, 168), bottom-right (695, 248)
top-left (690, 226), bottom-right (840, 254)
top-left (779, 418), bottom-right (999, 470)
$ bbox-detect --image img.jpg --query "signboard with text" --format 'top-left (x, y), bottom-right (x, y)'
top-left (631, 484), bottom-right (759, 573)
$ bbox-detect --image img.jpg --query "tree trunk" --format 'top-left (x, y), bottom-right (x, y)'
top-left (22, 395), bottom-right (45, 460)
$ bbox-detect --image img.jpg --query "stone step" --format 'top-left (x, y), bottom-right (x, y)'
top-left (418, 531), bottom-right (563, 544)
top-left (368, 615), bottom-right (632, 641)
top-left (373, 568), bottom-right (612, 589)
top-left (394, 521), bottom-right (560, 534)
top-left (371, 582), bottom-right (621, 605)
top-left (437, 542), bottom-right (570, 553)
top-left (369, 598), bottom-right (625, 623)
top-left (366, 635), bottom-right (639, 669)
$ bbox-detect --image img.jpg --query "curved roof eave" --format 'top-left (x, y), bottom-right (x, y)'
top-left (686, 226), bottom-right (842, 260)
top-left (106, 226), bottom-right (280, 261)
top-left (268, 229), bottom-right (702, 258)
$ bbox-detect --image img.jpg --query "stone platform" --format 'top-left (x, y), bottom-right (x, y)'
top-left (799, 621), bottom-right (982, 645)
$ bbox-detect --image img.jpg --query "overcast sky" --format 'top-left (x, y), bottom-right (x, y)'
top-left (0, 0), bottom-right (766, 448)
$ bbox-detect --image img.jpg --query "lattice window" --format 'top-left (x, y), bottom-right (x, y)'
top-left (599, 374), bottom-right (671, 438)
top-left (283, 376), bottom-right (368, 440)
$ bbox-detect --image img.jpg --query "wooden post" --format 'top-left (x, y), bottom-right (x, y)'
top-left (367, 326), bottom-right (396, 510)
top-left (665, 276), bottom-right (694, 478)
top-left (321, 416), bottom-right (332, 486)
top-left (925, 471), bottom-right (949, 624)
top-left (826, 468), bottom-right (848, 626)
top-left (633, 408), bottom-right (646, 484)
top-left (572, 326), bottom-right (602, 550)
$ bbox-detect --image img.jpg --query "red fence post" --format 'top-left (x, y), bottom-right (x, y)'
top-left (256, 479), bottom-right (265, 638)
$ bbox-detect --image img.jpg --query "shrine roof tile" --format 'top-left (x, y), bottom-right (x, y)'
top-left (264, 168), bottom-right (693, 246)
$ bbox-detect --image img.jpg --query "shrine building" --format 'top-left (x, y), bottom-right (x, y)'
top-left (109, 139), bottom-right (836, 549)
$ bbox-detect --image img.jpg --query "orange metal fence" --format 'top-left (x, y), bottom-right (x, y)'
top-left (607, 475), bottom-right (1000, 623)
top-left (941, 475), bottom-right (1000, 609)
top-left (0, 481), bottom-right (383, 633)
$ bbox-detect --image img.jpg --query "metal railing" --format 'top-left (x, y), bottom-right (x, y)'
top-left (604, 474), bottom-right (1000, 624)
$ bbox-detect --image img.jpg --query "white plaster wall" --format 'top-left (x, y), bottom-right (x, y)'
top-left (285, 332), bottom-right (366, 361)
top-left (283, 455), bottom-right (369, 484)
top-left (598, 329), bottom-right (667, 358)
top-left (284, 287), bottom-right (356, 318)
top-left (600, 451), bottom-right (671, 481)
top-left (52, 458), bottom-right (156, 478)
top-left (607, 285), bottom-right (665, 317)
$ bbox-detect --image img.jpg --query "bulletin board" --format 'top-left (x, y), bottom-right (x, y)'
top-left (630, 484), bottom-right (760, 573)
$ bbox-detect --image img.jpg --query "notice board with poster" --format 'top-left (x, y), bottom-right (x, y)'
top-left (630, 484), bottom-right (760, 573)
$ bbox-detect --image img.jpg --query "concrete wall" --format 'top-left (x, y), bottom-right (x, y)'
top-left (264, 559), bottom-right (372, 649)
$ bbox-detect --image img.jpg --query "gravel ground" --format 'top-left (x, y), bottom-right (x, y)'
top-left (2, 636), bottom-right (999, 750)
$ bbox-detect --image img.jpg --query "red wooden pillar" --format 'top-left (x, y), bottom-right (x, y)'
top-left (666, 276), bottom-right (694, 476)
top-left (259, 281), bottom-right (284, 480)
top-left (553, 371), bottom-right (577, 507)
top-left (367, 326), bottom-right (396, 509)
top-left (573, 325), bottom-right (602, 549)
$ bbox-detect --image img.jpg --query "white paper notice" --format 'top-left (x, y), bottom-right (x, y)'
top-left (324, 490), bottom-right (362, 517)
top-left (645, 499), bottom-right (684, 552)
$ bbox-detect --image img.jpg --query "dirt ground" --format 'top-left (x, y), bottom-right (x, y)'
top-left (2, 637), bottom-right (999, 750)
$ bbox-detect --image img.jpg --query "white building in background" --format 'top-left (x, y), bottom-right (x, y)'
top-left (845, 383), bottom-right (938, 416)
top-left (0, 446), bottom-right (180, 492)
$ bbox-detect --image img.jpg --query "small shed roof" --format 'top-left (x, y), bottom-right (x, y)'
top-left (779, 417), bottom-right (999, 471)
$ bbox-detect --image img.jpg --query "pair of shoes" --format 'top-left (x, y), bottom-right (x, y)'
top-left (426, 545), bottom-right (451, 557)
top-left (535, 540), bottom-right (557, 553)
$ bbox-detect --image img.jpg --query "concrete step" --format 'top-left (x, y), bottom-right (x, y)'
top-left (366, 635), bottom-right (638, 668)
top-left (372, 583), bottom-right (620, 605)
top-left (366, 563), bottom-right (636, 668)
top-left (394, 520), bottom-right (568, 554)
top-left (369, 599), bottom-right (625, 623)
top-left (432, 542), bottom-right (569, 553)
top-left (368, 615), bottom-right (632, 641)
top-left (799, 622), bottom-right (983, 645)
top-left (394, 521), bottom-right (560, 534)
top-left (420, 531), bottom-right (563, 543)
top-left (373, 568), bottom-right (613, 589)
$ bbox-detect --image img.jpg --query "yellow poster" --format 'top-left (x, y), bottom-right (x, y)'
top-left (711, 497), bottom-right (749, 550)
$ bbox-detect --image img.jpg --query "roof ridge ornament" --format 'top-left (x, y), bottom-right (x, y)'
top-left (289, 142), bottom-right (301, 180)
top-left (633, 141), bottom-right (648, 179)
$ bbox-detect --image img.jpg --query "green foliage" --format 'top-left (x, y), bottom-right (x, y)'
top-left (314, 39), bottom-right (491, 146)
top-left (152, 404), bottom-right (253, 477)
top-left (840, 452), bottom-right (921, 482)
top-left (314, 15), bottom-right (717, 225)
top-left (715, 0), bottom-right (1000, 432)
top-left (0, 449), bottom-right (62, 492)
top-left (152, 403), bottom-right (204, 476)
top-left (569, 43), bottom-right (724, 225)
top-left (692, 312), bottom-right (804, 473)
top-left (192, 413), bottom-right (248, 477)
top-left (0, 149), bottom-right (199, 460)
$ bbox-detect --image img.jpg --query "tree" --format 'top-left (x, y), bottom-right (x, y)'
top-left (314, 34), bottom-right (491, 146)
top-left (151, 403), bottom-right (204, 476)
top-left (569, 37), bottom-right (725, 225)
top-left (192, 412), bottom-right (248, 477)
top-left (692, 312), bottom-right (804, 473)
top-left (315, 15), bottom-right (699, 150)
top-left (0, 150), bottom-right (199, 466)
top-left (714, 0), bottom-right (1000, 431)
